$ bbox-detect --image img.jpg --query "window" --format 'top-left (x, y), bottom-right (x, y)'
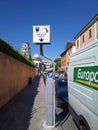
top-left (77, 40), bottom-right (79, 47)
top-left (82, 35), bottom-right (85, 43)
top-left (67, 62), bottom-right (69, 66)
top-left (89, 29), bottom-right (92, 38)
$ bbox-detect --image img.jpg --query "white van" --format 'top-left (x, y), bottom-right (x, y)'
top-left (68, 40), bottom-right (98, 130)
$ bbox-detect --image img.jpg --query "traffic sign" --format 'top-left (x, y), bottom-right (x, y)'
top-left (33, 25), bottom-right (50, 44)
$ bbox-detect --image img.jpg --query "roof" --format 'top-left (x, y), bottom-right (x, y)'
top-left (75, 14), bottom-right (98, 39)
top-left (65, 40), bottom-right (75, 50)
top-left (60, 40), bottom-right (74, 56)
top-left (60, 50), bottom-right (66, 57)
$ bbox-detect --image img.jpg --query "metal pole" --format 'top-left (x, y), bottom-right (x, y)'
top-left (40, 44), bottom-right (55, 128)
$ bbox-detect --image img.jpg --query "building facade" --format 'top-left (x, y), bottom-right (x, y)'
top-left (75, 14), bottom-right (98, 51)
top-left (43, 61), bottom-right (51, 69)
top-left (22, 42), bottom-right (31, 58)
top-left (60, 14), bottom-right (98, 75)
top-left (60, 41), bottom-right (75, 74)
top-left (32, 54), bottom-right (42, 68)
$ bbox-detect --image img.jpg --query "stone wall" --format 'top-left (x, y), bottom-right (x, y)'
top-left (0, 52), bottom-right (35, 108)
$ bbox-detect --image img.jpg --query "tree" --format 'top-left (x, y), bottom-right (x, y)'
top-left (54, 58), bottom-right (61, 72)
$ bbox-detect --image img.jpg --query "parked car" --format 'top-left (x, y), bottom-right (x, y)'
top-left (55, 77), bottom-right (68, 111)
top-left (55, 73), bottom-right (59, 79)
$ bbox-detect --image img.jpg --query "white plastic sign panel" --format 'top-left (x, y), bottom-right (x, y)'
top-left (33, 25), bottom-right (50, 44)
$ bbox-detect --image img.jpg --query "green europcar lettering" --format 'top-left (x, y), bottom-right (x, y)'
top-left (74, 66), bottom-right (98, 90)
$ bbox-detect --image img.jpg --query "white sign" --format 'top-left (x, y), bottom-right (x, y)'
top-left (33, 25), bottom-right (50, 44)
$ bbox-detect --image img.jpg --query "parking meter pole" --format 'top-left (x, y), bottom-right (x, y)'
top-left (40, 44), bottom-right (55, 128)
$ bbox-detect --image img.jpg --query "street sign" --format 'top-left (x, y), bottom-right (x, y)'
top-left (33, 25), bottom-right (50, 44)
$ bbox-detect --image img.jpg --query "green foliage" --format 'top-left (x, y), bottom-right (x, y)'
top-left (54, 58), bottom-right (61, 72)
top-left (0, 39), bottom-right (35, 68)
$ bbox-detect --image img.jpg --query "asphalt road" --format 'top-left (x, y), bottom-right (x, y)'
top-left (56, 107), bottom-right (78, 130)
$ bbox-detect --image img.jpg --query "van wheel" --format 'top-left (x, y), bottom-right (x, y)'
top-left (79, 116), bottom-right (90, 130)
top-left (79, 124), bottom-right (87, 130)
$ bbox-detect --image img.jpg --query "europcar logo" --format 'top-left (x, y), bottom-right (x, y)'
top-left (74, 66), bottom-right (98, 90)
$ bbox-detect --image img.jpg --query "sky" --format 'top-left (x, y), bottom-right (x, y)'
top-left (0, 0), bottom-right (98, 61)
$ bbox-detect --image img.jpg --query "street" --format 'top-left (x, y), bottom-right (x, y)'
top-left (56, 107), bottom-right (78, 130)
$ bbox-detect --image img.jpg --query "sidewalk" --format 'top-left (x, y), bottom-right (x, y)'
top-left (0, 76), bottom-right (52, 130)
top-left (28, 75), bottom-right (46, 130)
top-left (0, 75), bottom-right (77, 130)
